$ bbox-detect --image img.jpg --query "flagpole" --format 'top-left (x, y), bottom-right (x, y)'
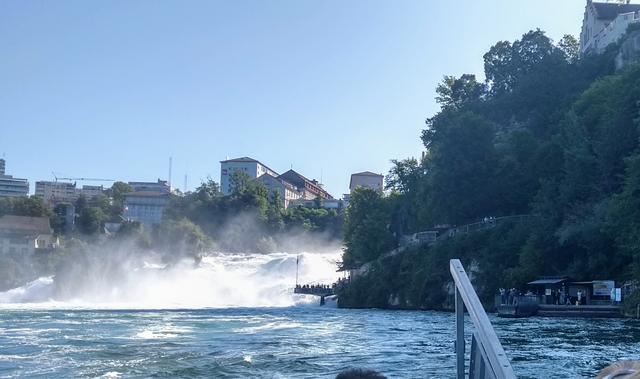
top-left (295, 254), bottom-right (300, 287)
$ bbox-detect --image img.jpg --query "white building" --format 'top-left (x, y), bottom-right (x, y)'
top-left (0, 159), bottom-right (29, 198)
top-left (349, 171), bottom-right (384, 193)
top-left (0, 215), bottom-right (58, 255)
top-left (580, 0), bottom-right (640, 55)
top-left (257, 173), bottom-right (302, 208)
top-left (220, 157), bottom-right (278, 196)
top-left (123, 192), bottom-right (169, 226)
top-left (128, 179), bottom-right (171, 194)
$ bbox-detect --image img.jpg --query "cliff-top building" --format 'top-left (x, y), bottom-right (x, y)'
top-left (278, 169), bottom-right (332, 200)
top-left (349, 171), bottom-right (384, 194)
top-left (220, 157), bottom-right (278, 196)
top-left (257, 173), bottom-right (302, 208)
top-left (580, 0), bottom-right (640, 55)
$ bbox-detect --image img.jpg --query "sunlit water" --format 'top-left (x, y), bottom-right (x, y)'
top-left (1, 308), bottom-right (639, 378)
top-left (1, 251), bottom-right (639, 378)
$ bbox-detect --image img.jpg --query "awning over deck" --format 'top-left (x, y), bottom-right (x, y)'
top-left (528, 278), bottom-right (569, 286)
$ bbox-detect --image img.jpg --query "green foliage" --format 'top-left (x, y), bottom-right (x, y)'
top-left (0, 196), bottom-right (51, 218)
top-left (435, 74), bottom-right (485, 110)
top-left (340, 28), bottom-right (640, 310)
top-left (106, 181), bottom-right (132, 220)
top-left (342, 188), bottom-right (395, 268)
top-left (163, 177), bottom-right (344, 252)
top-left (156, 218), bottom-right (211, 259)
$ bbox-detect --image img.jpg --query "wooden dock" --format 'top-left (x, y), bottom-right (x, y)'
top-left (537, 304), bottom-right (623, 318)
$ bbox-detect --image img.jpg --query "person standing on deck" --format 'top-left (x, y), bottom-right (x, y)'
top-left (611, 287), bottom-right (616, 305)
top-left (577, 290), bottom-right (583, 306)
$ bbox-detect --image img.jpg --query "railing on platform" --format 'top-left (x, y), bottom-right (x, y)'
top-left (450, 259), bottom-right (515, 379)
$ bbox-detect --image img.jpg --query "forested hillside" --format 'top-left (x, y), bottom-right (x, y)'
top-left (339, 29), bottom-right (640, 310)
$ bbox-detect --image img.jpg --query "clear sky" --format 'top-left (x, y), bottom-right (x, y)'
top-left (1, 0), bottom-right (588, 196)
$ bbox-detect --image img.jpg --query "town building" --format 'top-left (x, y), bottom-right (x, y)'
top-left (0, 159), bottom-right (29, 198)
top-left (128, 179), bottom-right (171, 194)
top-left (35, 181), bottom-right (104, 207)
top-left (257, 173), bottom-right (302, 208)
top-left (35, 181), bottom-right (78, 206)
top-left (79, 185), bottom-right (105, 199)
top-left (349, 171), bottom-right (384, 193)
top-left (0, 175), bottom-right (29, 198)
top-left (277, 169), bottom-right (333, 200)
top-left (0, 215), bottom-right (58, 255)
top-left (123, 191), bottom-right (169, 226)
top-left (580, 0), bottom-right (640, 55)
top-left (220, 157), bottom-right (278, 196)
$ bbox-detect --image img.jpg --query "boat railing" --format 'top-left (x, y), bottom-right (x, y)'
top-left (494, 294), bottom-right (540, 308)
top-left (450, 259), bottom-right (516, 379)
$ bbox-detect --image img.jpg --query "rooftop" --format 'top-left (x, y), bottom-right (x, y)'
top-left (592, 1), bottom-right (640, 20)
top-left (220, 156), bottom-right (279, 175)
top-left (0, 215), bottom-right (52, 235)
top-left (351, 171), bottom-right (384, 177)
top-left (220, 156), bottom-right (258, 163)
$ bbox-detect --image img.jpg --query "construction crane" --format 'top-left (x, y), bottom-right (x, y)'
top-left (52, 172), bottom-right (115, 183)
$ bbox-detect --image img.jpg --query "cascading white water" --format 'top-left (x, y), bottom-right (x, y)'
top-left (0, 250), bottom-right (342, 309)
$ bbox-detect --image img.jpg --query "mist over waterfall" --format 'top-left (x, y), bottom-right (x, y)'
top-left (0, 250), bottom-right (342, 309)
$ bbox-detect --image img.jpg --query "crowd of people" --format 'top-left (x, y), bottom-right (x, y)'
top-left (498, 287), bottom-right (588, 306)
top-left (295, 278), bottom-right (350, 295)
top-left (498, 288), bottom-right (524, 305)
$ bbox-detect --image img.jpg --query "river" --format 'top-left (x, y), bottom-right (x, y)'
top-left (0, 251), bottom-right (639, 378)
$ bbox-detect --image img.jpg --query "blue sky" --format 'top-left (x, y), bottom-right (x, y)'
top-left (1, 0), bottom-right (586, 197)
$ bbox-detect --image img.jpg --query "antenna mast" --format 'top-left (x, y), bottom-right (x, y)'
top-left (168, 157), bottom-right (173, 188)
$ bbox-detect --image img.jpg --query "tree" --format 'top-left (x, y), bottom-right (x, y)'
top-left (230, 171), bottom-right (252, 195)
top-left (422, 111), bottom-right (498, 224)
top-left (77, 206), bottom-right (106, 235)
top-left (342, 188), bottom-right (395, 268)
top-left (558, 34), bottom-right (579, 63)
top-left (385, 158), bottom-right (422, 194)
top-left (195, 178), bottom-right (220, 201)
top-left (109, 182), bottom-right (132, 205)
top-left (266, 191), bottom-right (285, 232)
top-left (0, 196), bottom-right (51, 218)
top-left (435, 74), bottom-right (485, 110)
top-left (484, 29), bottom-right (561, 96)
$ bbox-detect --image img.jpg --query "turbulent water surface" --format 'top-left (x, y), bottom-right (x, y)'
top-left (1, 251), bottom-right (639, 378)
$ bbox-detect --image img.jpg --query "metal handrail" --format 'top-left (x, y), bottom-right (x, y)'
top-left (450, 259), bottom-right (515, 379)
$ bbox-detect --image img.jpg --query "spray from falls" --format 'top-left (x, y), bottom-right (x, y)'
top-left (0, 250), bottom-right (342, 309)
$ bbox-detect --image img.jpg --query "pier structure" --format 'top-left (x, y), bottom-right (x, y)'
top-left (294, 284), bottom-right (335, 305)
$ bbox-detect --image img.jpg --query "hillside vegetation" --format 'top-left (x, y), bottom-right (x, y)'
top-left (339, 30), bottom-right (640, 309)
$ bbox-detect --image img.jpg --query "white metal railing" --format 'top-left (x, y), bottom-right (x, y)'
top-left (450, 259), bottom-right (515, 379)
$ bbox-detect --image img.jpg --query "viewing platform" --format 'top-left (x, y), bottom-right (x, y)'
top-left (293, 285), bottom-right (334, 297)
top-left (294, 284), bottom-right (335, 306)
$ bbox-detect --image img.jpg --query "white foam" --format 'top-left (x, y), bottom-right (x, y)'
top-left (0, 251), bottom-right (342, 309)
